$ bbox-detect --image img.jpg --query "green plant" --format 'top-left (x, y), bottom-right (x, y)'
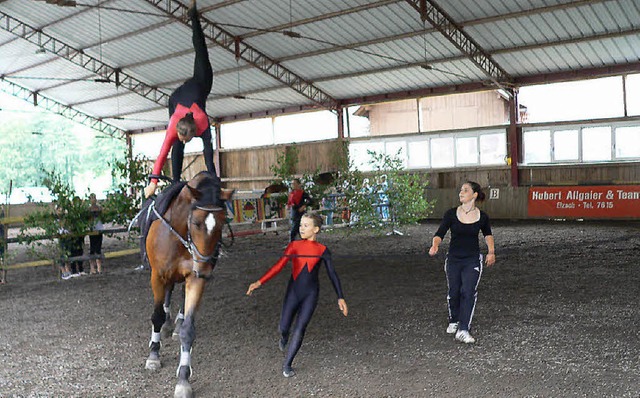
top-left (339, 148), bottom-right (435, 233)
top-left (101, 154), bottom-right (148, 225)
top-left (18, 153), bottom-right (148, 254)
top-left (269, 145), bottom-right (299, 186)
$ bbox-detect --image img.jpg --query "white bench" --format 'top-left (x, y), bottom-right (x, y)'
top-left (260, 218), bottom-right (287, 233)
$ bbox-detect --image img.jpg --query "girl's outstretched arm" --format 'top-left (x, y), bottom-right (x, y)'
top-left (246, 281), bottom-right (261, 295)
top-left (338, 298), bottom-right (348, 316)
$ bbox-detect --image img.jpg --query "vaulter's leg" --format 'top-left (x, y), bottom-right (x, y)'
top-left (174, 275), bottom-right (205, 397)
top-left (146, 271), bottom-right (166, 371)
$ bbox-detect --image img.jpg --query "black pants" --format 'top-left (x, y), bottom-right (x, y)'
top-left (289, 212), bottom-right (302, 242)
top-left (61, 236), bottom-right (84, 274)
top-left (279, 280), bottom-right (319, 367)
top-left (445, 254), bottom-right (483, 332)
top-left (89, 233), bottom-right (103, 255)
top-left (170, 9), bottom-right (215, 182)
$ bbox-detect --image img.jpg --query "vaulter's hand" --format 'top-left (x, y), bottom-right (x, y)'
top-left (246, 281), bottom-right (262, 296)
top-left (338, 298), bottom-right (348, 317)
top-left (428, 246), bottom-right (438, 256)
top-left (144, 182), bottom-right (157, 198)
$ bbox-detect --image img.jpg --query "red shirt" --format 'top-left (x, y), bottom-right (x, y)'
top-left (259, 240), bottom-right (327, 284)
top-left (287, 189), bottom-right (304, 208)
top-left (151, 103), bottom-right (210, 181)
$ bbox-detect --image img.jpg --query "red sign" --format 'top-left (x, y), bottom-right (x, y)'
top-left (528, 185), bottom-right (640, 218)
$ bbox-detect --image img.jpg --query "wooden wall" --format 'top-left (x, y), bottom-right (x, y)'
top-left (215, 140), bottom-right (345, 191)
top-left (358, 91), bottom-right (509, 136)
top-left (519, 163), bottom-right (640, 186)
top-left (421, 91), bottom-right (509, 131)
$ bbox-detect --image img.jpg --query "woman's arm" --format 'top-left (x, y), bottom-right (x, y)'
top-left (429, 236), bottom-right (443, 256)
top-left (484, 235), bottom-right (495, 266)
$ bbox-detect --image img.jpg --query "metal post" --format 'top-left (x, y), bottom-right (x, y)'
top-left (508, 89), bottom-right (520, 187)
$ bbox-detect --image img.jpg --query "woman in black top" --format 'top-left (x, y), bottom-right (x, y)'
top-left (429, 181), bottom-right (495, 344)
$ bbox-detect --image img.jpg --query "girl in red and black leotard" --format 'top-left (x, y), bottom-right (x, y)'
top-left (144, 0), bottom-right (216, 198)
top-left (247, 213), bottom-right (348, 378)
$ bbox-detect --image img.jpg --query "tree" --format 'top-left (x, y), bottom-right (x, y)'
top-left (336, 148), bottom-right (435, 233)
top-left (18, 153), bottom-right (147, 255)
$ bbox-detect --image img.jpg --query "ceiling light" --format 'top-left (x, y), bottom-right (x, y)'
top-left (34, 47), bottom-right (47, 55)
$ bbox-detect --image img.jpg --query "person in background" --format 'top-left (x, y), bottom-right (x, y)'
top-left (0, 205), bottom-right (5, 276)
top-left (88, 193), bottom-right (104, 274)
top-left (287, 178), bottom-right (312, 242)
top-left (428, 181), bottom-right (495, 344)
top-left (143, 0), bottom-right (216, 198)
top-left (246, 213), bottom-right (348, 378)
top-left (376, 175), bottom-right (389, 221)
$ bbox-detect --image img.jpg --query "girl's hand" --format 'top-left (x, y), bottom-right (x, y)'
top-left (428, 246), bottom-right (438, 256)
top-left (485, 253), bottom-right (496, 267)
top-left (144, 182), bottom-right (157, 198)
top-left (246, 281), bottom-right (262, 295)
top-left (338, 298), bottom-right (348, 316)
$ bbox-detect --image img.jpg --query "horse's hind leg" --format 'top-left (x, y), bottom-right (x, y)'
top-left (146, 274), bottom-right (166, 371)
top-left (174, 276), bottom-right (205, 398)
top-left (161, 284), bottom-right (175, 339)
top-left (172, 284), bottom-right (186, 341)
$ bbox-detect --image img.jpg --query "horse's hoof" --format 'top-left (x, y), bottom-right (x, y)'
top-left (174, 380), bottom-right (193, 398)
top-left (172, 319), bottom-right (184, 341)
top-left (145, 358), bottom-right (162, 371)
top-left (161, 324), bottom-right (173, 340)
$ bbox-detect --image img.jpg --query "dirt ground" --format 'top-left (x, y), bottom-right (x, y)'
top-left (1, 220), bottom-right (639, 398)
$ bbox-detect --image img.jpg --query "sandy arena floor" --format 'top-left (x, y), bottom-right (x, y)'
top-left (1, 220), bottom-right (639, 397)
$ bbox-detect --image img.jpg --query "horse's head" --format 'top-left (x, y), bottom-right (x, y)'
top-left (182, 172), bottom-right (234, 278)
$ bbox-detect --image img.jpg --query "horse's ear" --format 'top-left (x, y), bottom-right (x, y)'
top-left (220, 188), bottom-right (234, 201)
top-left (186, 185), bottom-right (202, 202)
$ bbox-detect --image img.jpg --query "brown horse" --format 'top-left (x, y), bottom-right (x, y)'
top-left (143, 172), bottom-right (232, 398)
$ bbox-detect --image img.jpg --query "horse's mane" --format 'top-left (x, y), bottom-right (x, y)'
top-left (189, 171), bottom-right (222, 207)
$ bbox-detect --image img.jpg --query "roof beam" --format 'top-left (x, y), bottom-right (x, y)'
top-left (102, 26), bottom-right (640, 121)
top-left (143, 0), bottom-right (338, 108)
top-left (0, 11), bottom-right (171, 107)
top-left (237, 0), bottom-right (403, 40)
top-left (177, 0), bottom-right (610, 80)
top-left (0, 77), bottom-right (125, 138)
top-left (404, 0), bottom-right (512, 87)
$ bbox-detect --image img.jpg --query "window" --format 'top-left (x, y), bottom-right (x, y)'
top-left (348, 129), bottom-right (506, 170)
top-left (349, 141), bottom-right (384, 171)
top-left (221, 118), bottom-right (273, 149)
top-left (455, 136), bottom-right (478, 165)
top-left (615, 126), bottom-right (640, 158)
top-left (553, 129), bottom-right (579, 161)
top-left (274, 110), bottom-right (337, 144)
top-left (582, 126), bottom-right (611, 161)
top-left (431, 137), bottom-right (455, 168)
top-left (385, 141), bottom-right (407, 168)
top-left (407, 140), bottom-right (430, 168)
top-left (523, 130), bottom-right (551, 163)
top-left (479, 133), bottom-right (507, 165)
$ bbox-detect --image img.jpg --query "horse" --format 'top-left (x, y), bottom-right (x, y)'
top-left (142, 172), bottom-right (233, 398)
top-left (260, 182), bottom-right (288, 198)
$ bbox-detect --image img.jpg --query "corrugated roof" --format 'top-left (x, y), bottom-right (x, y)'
top-left (0, 0), bottom-right (638, 136)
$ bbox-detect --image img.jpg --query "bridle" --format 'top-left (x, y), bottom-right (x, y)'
top-left (152, 203), bottom-right (225, 276)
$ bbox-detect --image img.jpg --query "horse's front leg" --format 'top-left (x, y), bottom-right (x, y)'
top-left (174, 275), bottom-right (205, 398)
top-left (146, 272), bottom-right (166, 371)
